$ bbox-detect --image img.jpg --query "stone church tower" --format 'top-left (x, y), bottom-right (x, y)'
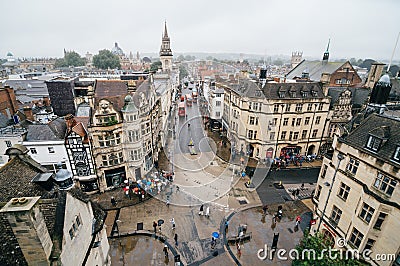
top-left (160, 22), bottom-right (173, 72)
top-left (291, 51), bottom-right (302, 69)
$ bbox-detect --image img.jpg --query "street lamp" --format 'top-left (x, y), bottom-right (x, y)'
top-left (316, 153), bottom-right (344, 232)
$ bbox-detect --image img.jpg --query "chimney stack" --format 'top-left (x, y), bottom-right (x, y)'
top-left (0, 197), bottom-right (53, 265)
top-left (23, 106), bottom-right (34, 121)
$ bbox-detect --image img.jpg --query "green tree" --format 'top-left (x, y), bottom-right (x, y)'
top-left (177, 55), bottom-right (185, 61)
top-left (293, 232), bottom-right (367, 266)
top-left (92, 49), bottom-right (121, 69)
top-left (150, 61), bottom-right (162, 72)
top-left (359, 59), bottom-right (376, 71)
top-left (55, 51), bottom-right (85, 67)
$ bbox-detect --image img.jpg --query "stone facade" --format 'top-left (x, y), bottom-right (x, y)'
top-left (311, 114), bottom-right (400, 266)
top-left (222, 79), bottom-right (331, 161)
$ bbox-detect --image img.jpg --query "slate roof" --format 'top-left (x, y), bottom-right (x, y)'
top-left (0, 113), bottom-right (10, 128)
top-left (261, 81), bottom-right (324, 99)
top-left (286, 60), bottom-right (345, 81)
top-left (131, 79), bottom-right (154, 108)
top-left (327, 87), bottom-right (370, 108)
top-left (4, 79), bottom-right (49, 98)
top-left (341, 113), bottom-right (400, 168)
top-left (94, 80), bottom-right (128, 111)
top-left (25, 117), bottom-right (66, 141)
top-left (222, 79), bottom-right (263, 98)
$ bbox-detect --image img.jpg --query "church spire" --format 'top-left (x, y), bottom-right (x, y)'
top-left (163, 21), bottom-right (169, 39)
top-left (322, 38), bottom-right (330, 62)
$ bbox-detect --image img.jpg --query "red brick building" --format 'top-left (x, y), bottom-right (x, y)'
top-left (0, 86), bottom-right (18, 119)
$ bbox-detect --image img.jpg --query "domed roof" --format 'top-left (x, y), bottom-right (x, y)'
top-left (124, 94), bottom-right (132, 102)
top-left (6, 52), bottom-right (13, 57)
top-left (378, 74), bottom-right (391, 85)
top-left (54, 168), bottom-right (72, 182)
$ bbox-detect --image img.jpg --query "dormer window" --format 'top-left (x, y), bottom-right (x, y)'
top-left (393, 146), bottom-right (400, 162)
top-left (366, 135), bottom-right (382, 152)
top-left (301, 91), bottom-right (308, 98)
top-left (290, 91), bottom-right (296, 97)
top-left (311, 90), bottom-right (318, 97)
top-left (278, 91), bottom-right (285, 98)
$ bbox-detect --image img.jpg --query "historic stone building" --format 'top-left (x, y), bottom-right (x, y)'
top-left (159, 22), bottom-right (173, 72)
top-left (221, 78), bottom-right (331, 161)
top-left (311, 113), bottom-right (400, 266)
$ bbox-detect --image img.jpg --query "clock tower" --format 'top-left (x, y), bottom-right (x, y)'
top-left (160, 21), bottom-right (173, 72)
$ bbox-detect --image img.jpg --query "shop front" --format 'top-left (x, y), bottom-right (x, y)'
top-left (105, 166), bottom-right (126, 187)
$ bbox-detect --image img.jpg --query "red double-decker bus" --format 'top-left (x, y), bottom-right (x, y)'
top-left (178, 102), bottom-right (185, 117)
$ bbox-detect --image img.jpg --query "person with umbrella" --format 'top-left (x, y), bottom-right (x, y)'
top-left (199, 204), bottom-right (204, 216)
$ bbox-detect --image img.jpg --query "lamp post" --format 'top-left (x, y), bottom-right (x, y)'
top-left (316, 153), bottom-right (344, 232)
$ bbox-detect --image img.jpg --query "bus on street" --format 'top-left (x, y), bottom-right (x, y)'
top-left (178, 102), bottom-right (186, 117)
top-left (186, 94), bottom-right (193, 107)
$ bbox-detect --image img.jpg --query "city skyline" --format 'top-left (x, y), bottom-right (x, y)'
top-left (1, 0), bottom-right (399, 61)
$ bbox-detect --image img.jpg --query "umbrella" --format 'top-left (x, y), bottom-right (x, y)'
top-left (158, 219), bottom-right (164, 226)
top-left (212, 232), bottom-right (220, 239)
top-left (146, 181), bottom-right (152, 186)
top-left (155, 178), bottom-right (160, 182)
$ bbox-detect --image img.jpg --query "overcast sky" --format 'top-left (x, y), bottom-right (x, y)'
top-left (1, 0), bottom-right (399, 61)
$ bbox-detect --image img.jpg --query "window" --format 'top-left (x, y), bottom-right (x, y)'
top-left (318, 103), bottom-right (324, 111)
top-left (30, 148), bottom-right (37, 154)
top-left (373, 172), bottom-right (397, 196)
top-left (216, 101), bottom-right (221, 106)
top-left (366, 136), bottom-right (382, 151)
top-left (102, 152), bottom-right (123, 166)
top-left (312, 129), bottom-right (318, 138)
top-left (250, 102), bottom-right (260, 111)
top-left (346, 158), bottom-right (360, 175)
top-left (292, 118), bottom-right (296, 127)
top-left (216, 111), bottom-right (221, 117)
top-left (48, 147), bottom-right (55, 153)
top-left (141, 122), bottom-right (151, 135)
top-left (364, 239), bottom-right (375, 251)
top-left (293, 132), bottom-right (299, 140)
top-left (69, 229), bottom-right (74, 240)
top-left (285, 104), bottom-right (291, 112)
top-left (373, 212), bottom-right (387, 230)
top-left (278, 91), bottom-right (285, 98)
top-left (296, 118), bottom-right (302, 126)
top-left (314, 185), bottom-right (322, 200)
top-left (315, 116), bottom-right (321, 125)
top-left (307, 103), bottom-right (313, 111)
top-left (99, 132), bottom-right (121, 147)
top-left (393, 146), bottom-right (400, 161)
top-left (302, 130), bottom-right (307, 139)
top-left (295, 104), bottom-right (303, 112)
top-left (247, 130), bottom-right (257, 139)
top-left (270, 132), bottom-right (275, 140)
top-left (301, 91), bottom-right (308, 98)
top-left (128, 130), bottom-right (140, 142)
top-left (338, 182), bottom-right (350, 201)
top-left (249, 116), bottom-right (258, 125)
top-left (272, 118), bottom-right (278, 126)
top-left (330, 205), bottom-right (342, 226)
top-left (280, 131), bottom-right (287, 140)
top-left (129, 149), bottom-right (142, 161)
top-left (305, 117), bottom-right (310, 125)
top-left (289, 131), bottom-right (293, 140)
top-left (321, 164), bottom-right (328, 178)
top-left (5, 140), bottom-right (11, 148)
top-left (349, 227), bottom-right (364, 248)
top-left (273, 104), bottom-right (279, 113)
top-left (76, 215), bottom-right (81, 227)
top-left (359, 203), bottom-right (375, 224)
top-left (283, 118), bottom-right (289, 126)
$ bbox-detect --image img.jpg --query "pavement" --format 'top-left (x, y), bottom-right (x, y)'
top-left (93, 86), bottom-right (322, 265)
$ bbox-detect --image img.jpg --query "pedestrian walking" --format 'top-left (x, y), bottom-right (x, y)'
top-left (111, 196), bottom-right (117, 207)
top-left (205, 206), bottom-right (210, 218)
top-left (170, 218), bottom-right (176, 230)
top-left (199, 204), bottom-right (204, 216)
top-left (295, 215), bottom-right (301, 231)
top-left (237, 242), bottom-right (242, 259)
top-left (225, 220), bottom-right (229, 233)
top-left (166, 199), bottom-right (170, 207)
top-left (153, 221), bottom-right (157, 233)
top-left (262, 204), bottom-right (268, 215)
top-left (163, 244), bottom-right (169, 258)
top-left (211, 237), bottom-right (216, 249)
top-left (174, 233), bottom-right (178, 246)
